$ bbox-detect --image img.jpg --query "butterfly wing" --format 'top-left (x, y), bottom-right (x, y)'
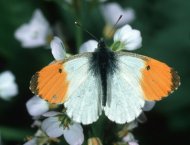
top-left (104, 52), bottom-right (180, 124)
top-left (104, 55), bottom-right (145, 124)
top-left (63, 54), bottom-right (102, 124)
top-left (30, 53), bottom-right (102, 124)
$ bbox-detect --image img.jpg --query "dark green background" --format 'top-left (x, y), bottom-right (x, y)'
top-left (0, 0), bottom-right (190, 145)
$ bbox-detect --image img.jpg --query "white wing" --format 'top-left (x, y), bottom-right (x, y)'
top-left (63, 54), bottom-right (102, 125)
top-left (104, 54), bottom-right (145, 124)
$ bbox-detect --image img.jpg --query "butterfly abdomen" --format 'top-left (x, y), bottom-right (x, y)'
top-left (89, 43), bottom-right (118, 106)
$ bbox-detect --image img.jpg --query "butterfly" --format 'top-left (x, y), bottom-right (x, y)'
top-left (30, 38), bottom-right (180, 125)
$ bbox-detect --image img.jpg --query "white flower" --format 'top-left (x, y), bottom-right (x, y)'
top-left (23, 138), bottom-right (37, 145)
top-left (123, 132), bottom-right (139, 145)
top-left (101, 3), bottom-right (135, 27)
top-left (63, 123), bottom-right (84, 145)
top-left (128, 142), bottom-right (139, 145)
top-left (42, 111), bottom-right (61, 117)
top-left (113, 24), bottom-right (142, 51)
top-left (41, 117), bottom-right (84, 145)
top-left (15, 9), bottom-right (52, 48)
top-left (41, 117), bottom-right (64, 138)
top-left (143, 101), bottom-right (155, 111)
top-left (123, 132), bottom-right (135, 142)
top-left (0, 71), bottom-right (18, 100)
top-left (51, 37), bottom-right (66, 60)
top-left (26, 96), bottom-right (49, 116)
top-left (79, 40), bottom-right (98, 53)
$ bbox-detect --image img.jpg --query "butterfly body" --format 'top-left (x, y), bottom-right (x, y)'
top-left (30, 39), bottom-right (180, 124)
top-left (89, 39), bottom-right (118, 106)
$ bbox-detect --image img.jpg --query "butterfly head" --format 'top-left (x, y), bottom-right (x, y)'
top-left (98, 38), bottom-right (106, 49)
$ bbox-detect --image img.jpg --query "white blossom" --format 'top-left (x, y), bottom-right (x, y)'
top-left (26, 96), bottom-right (49, 116)
top-left (51, 37), bottom-right (66, 60)
top-left (42, 111), bottom-right (61, 117)
top-left (23, 138), bottom-right (37, 145)
top-left (123, 132), bottom-right (139, 145)
top-left (143, 101), bottom-right (155, 111)
top-left (15, 9), bottom-right (52, 48)
top-left (128, 142), bottom-right (139, 145)
top-left (114, 24), bottom-right (142, 51)
top-left (0, 71), bottom-right (18, 100)
top-left (79, 40), bottom-right (98, 53)
top-left (63, 123), bottom-right (84, 145)
top-left (101, 3), bottom-right (135, 27)
top-left (41, 117), bottom-right (84, 145)
top-left (41, 117), bottom-right (64, 138)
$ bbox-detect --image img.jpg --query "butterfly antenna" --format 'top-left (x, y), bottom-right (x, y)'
top-left (75, 21), bottom-right (98, 41)
top-left (107, 15), bottom-right (123, 37)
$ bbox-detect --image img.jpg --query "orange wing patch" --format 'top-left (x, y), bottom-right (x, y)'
top-left (141, 58), bottom-right (180, 101)
top-left (30, 61), bottom-right (69, 104)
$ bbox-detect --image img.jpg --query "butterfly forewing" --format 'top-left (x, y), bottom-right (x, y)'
top-left (30, 61), bottom-right (69, 104)
top-left (117, 52), bottom-right (180, 101)
top-left (30, 53), bottom-right (103, 124)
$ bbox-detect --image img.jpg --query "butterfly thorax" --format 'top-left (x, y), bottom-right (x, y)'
top-left (89, 39), bottom-right (118, 106)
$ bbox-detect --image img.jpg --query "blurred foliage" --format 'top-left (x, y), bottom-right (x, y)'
top-left (0, 0), bottom-right (190, 145)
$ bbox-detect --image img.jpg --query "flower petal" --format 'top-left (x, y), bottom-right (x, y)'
top-left (123, 132), bottom-right (135, 142)
top-left (143, 101), bottom-right (155, 111)
top-left (114, 24), bottom-right (142, 51)
top-left (41, 117), bottom-right (64, 138)
top-left (63, 123), bottom-right (84, 145)
top-left (128, 141), bottom-right (139, 145)
top-left (101, 3), bottom-right (135, 26)
top-left (42, 111), bottom-right (61, 117)
top-left (26, 96), bottom-right (49, 116)
top-left (51, 37), bottom-right (66, 60)
top-left (23, 138), bottom-right (37, 145)
top-left (14, 9), bottom-right (52, 48)
top-left (0, 71), bottom-right (18, 100)
top-left (79, 40), bottom-right (98, 53)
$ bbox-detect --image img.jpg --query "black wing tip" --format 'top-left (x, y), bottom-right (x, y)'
top-left (170, 69), bottom-right (181, 92)
top-left (29, 72), bottom-right (39, 95)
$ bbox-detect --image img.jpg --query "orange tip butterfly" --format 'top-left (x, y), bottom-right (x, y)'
top-left (30, 36), bottom-right (180, 125)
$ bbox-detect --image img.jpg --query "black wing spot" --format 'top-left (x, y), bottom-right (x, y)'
top-left (146, 65), bottom-right (150, 70)
top-left (59, 69), bottom-right (62, 73)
